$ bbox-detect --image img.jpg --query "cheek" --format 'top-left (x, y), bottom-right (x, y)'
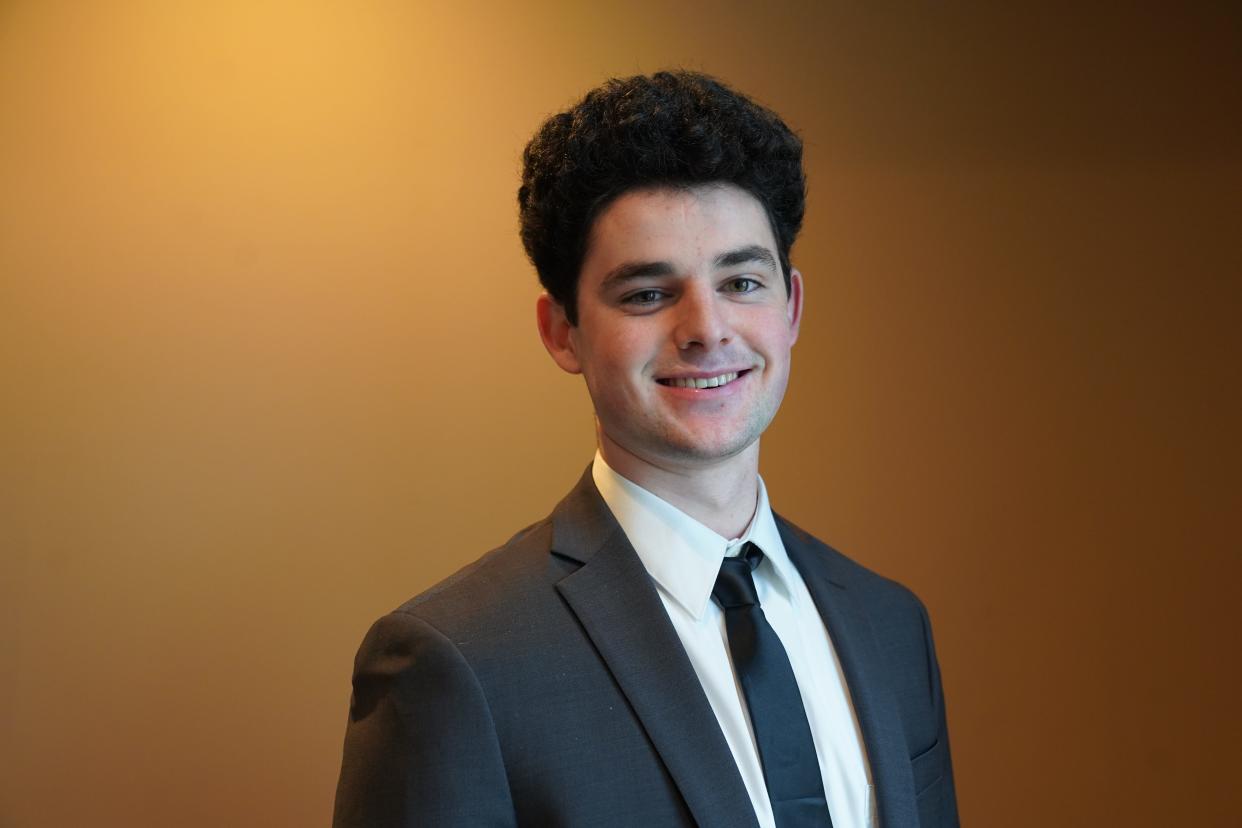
top-left (573, 313), bottom-right (663, 388)
top-left (748, 317), bottom-right (796, 356)
top-left (599, 329), bottom-right (653, 372)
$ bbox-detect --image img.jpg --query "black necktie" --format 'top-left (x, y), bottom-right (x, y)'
top-left (712, 542), bottom-right (833, 827)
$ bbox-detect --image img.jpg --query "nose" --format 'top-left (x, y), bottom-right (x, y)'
top-left (674, 284), bottom-right (731, 351)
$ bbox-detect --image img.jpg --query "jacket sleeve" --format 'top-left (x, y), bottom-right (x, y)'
top-left (332, 610), bottom-right (517, 827)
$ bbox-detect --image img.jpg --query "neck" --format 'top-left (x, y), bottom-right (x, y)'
top-left (598, 429), bottom-right (761, 539)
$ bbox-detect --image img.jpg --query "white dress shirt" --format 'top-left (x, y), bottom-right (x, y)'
top-left (592, 452), bottom-right (875, 828)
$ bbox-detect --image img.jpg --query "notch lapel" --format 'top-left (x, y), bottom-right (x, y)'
top-left (551, 472), bottom-right (759, 828)
top-left (779, 520), bottom-right (919, 828)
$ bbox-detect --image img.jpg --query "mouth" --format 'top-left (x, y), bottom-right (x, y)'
top-left (656, 370), bottom-right (746, 390)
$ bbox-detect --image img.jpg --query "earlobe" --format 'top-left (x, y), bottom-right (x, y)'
top-left (787, 269), bottom-right (804, 345)
top-left (535, 293), bottom-right (582, 374)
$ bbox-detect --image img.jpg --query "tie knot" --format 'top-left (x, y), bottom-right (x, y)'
top-left (711, 542), bottom-right (765, 610)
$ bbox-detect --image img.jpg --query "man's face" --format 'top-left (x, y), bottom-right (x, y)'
top-left (537, 183), bottom-right (803, 472)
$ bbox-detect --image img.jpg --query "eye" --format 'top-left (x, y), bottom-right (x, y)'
top-left (722, 276), bottom-right (762, 294)
top-left (621, 288), bottom-right (668, 305)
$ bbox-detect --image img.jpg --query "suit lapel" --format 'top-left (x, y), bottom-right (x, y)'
top-left (551, 471), bottom-right (759, 828)
top-left (778, 519), bottom-right (919, 828)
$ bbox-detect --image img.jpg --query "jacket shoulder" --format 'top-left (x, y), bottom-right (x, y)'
top-left (775, 512), bottom-right (931, 619)
top-left (380, 514), bottom-right (573, 645)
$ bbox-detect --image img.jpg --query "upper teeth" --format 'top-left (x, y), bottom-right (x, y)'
top-left (665, 372), bottom-right (739, 389)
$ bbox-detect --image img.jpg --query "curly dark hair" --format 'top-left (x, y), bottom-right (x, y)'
top-left (518, 70), bottom-right (806, 324)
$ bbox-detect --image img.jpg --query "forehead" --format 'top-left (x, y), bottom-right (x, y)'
top-left (581, 184), bottom-right (778, 279)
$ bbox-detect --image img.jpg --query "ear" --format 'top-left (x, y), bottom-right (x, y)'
top-left (786, 268), bottom-right (804, 346)
top-left (535, 293), bottom-right (582, 374)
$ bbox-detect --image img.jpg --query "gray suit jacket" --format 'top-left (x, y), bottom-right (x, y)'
top-left (333, 470), bottom-right (958, 827)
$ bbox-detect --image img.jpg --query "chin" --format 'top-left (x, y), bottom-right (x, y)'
top-left (654, 430), bottom-right (764, 466)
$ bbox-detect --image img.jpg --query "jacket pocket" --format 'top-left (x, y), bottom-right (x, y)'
top-left (910, 737), bottom-right (945, 795)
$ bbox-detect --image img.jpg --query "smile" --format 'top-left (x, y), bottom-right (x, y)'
top-left (657, 371), bottom-right (742, 389)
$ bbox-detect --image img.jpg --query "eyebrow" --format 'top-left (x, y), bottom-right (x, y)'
top-left (713, 245), bottom-right (778, 272)
top-left (601, 245), bottom-right (779, 289)
top-left (601, 260), bottom-right (677, 289)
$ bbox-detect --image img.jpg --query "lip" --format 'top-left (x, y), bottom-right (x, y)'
top-left (654, 368), bottom-right (752, 396)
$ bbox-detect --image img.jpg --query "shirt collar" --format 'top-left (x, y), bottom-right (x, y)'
top-left (591, 451), bottom-right (795, 620)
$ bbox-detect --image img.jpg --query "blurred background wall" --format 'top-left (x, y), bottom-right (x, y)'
top-left (2, 2), bottom-right (1238, 825)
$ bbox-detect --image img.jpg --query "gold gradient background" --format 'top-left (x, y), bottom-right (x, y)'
top-left (2, 3), bottom-right (1239, 826)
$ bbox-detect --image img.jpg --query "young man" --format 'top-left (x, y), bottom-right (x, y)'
top-left (333, 71), bottom-right (958, 828)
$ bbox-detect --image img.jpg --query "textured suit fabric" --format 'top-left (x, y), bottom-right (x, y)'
top-left (332, 470), bottom-right (959, 827)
